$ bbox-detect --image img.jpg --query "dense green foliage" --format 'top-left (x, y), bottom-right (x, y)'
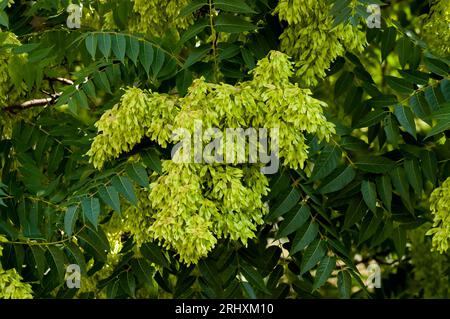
top-left (0, 0), bottom-right (449, 299)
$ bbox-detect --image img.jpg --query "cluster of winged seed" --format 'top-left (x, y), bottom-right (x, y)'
top-left (88, 51), bottom-right (335, 264)
top-left (427, 177), bottom-right (450, 253)
top-left (274, 0), bottom-right (366, 87)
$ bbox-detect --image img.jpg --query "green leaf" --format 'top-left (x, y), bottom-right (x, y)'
top-left (300, 239), bottom-right (327, 275)
top-left (85, 34), bottom-right (97, 60)
top-left (335, 72), bottom-right (354, 98)
top-left (424, 57), bottom-right (449, 76)
top-left (94, 71), bottom-right (112, 94)
top-left (368, 95), bottom-right (398, 108)
top-left (277, 205), bottom-right (310, 239)
top-left (179, 0), bottom-right (207, 17)
top-left (312, 256), bottom-right (336, 291)
top-left (383, 114), bottom-right (400, 146)
top-left (354, 155), bottom-right (395, 174)
top-left (390, 166), bottom-right (411, 209)
top-left (81, 197), bottom-right (100, 229)
top-left (83, 80), bottom-right (96, 100)
top-left (268, 188), bottom-right (300, 220)
top-left (394, 104), bottom-right (416, 139)
top-left (355, 109), bottom-right (387, 128)
top-left (120, 271), bottom-right (136, 298)
top-left (427, 105), bottom-right (450, 121)
top-left (78, 228), bottom-right (108, 262)
top-left (179, 19), bottom-right (209, 45)
top-left (64, 206), bottom-right (78, 236)
top-left (126, 37), bottom-right (140, 65)
top-left (381, 27), bottom-right (397, 61)
top-left (425, 119), bottom-right (450, 139)
top-left (215, 14), bottom-right (257, 33)
top-left (111, 175), bottom-right (137, 205)
top-left (65, 242), bottom-right (87, 274)
top-left (385, 76), bottom-right (414, 94)
top-left (0, 10), bottom-right (8, 28)
top-left (420, 150), bottom-right (437, 186)
top-left (126, 163), bottom-right (149, 187)
top-left (425, 86), bottom-right (444, 112)
top-left (48, 144), bottom-right (64, 174)
top-left (98, 33), bottom-right (111, 59)
top-left (30, 246), bottom-right (46, 280)
top-left (361, 180), bottom-right (377, 213)
top-left (310, 144), bottom-right (341, 181)
top-left (343, 198), bottom-right (368, 230)
top-left (290, 222), bottom-right (319, 255)
top-left (140, 242), bottom-right (170, 268)
top-left (398, 70), bottom-right (429, 86)
top-left (410, 93), bottom-right (432, 121)
top-left (98, 186), bottom-right (121, 215)
top-left (132, 258), bottom-right (154, 286)
top-left (141, 148), bottom-right (162, 174)
top-left (338, 270), bottom-right (352, 299)
top-left (176, 69), bottom-right (193, 96)
top-left (47, 246), bottom-right (67, 283)
top-left (358, 213), bottom-right (381, 244)
top-left (392, 226), bottom-right (406, 256)
top-left (240, 262), bottom-right (269, 294)
top-left (112, 34), bottom-right (126, 62)
top-left (376, 175), bottom-right (392, 212)
top-left (320, 166), bottom-right (356, 194)
top-left (139, 42), bottom-right (154, 76)
top-left (396, 36), bottom-right (413, 68)
top-left (183, 44), bottom-right (210, 69)
top-left (151, 48), bottom-right (165, 77)
top-left (404, 158), bottom-right (422, 194)
top-left (214, 0), bottom-right (256, 13)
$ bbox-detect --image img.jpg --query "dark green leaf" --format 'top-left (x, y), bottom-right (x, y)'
top-left (64, 206), bottom-right (78, 236)
top-left (81, 197), bottom-right (100, 229)
top-left (276, 205), bottom-right (310, 239)
top-left (361, 180), bottom-right (377, 213)
top-left (179, 0), bottom-right (207, 16)
top-left (215, 14), bottom-right (257, 33)
top-left (126, 163), bottom-right (149, 188)
top-left (376, 175), bottom-right (392, 212)
top-left (300, 239), bottom-right (327, 275)
top-left (320, 166), bottom-right (356, 194)
top-left (111, 176), bottom-right (137, 205)
top-left (338, 270), bottom-right (352, 299)
top-left (98, 186), bottom-right (121, 215)
top-left (354, 155), bottom-right (395, 174)
top-left (394, 104), bottom-right (416, 139)
top-left (214, 0), bottom-right (256, 13)
top-left (290, 222), bottom-right (319, 255)
top-left (312, 256), bottom-right (336, 291)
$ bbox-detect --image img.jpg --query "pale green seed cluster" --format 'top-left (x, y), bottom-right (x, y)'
top-left (87, 87), bottom-right (178, 169)
top-left (0, 32), bottom-right (27, 107)
top-left (129, 0), bottom-right (194, 37)
top-left (0, 236), bottom-right (33, 299)
top-left (89, 51), bottom-right (335, 264)
top-left (274, 0), bottom-right (366, 87)
top-left (427, 177), bottom-right (450, 253)
top-left (423, 0), bottom-right (450, 57)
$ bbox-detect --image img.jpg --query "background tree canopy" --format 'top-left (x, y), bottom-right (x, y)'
top-left (0, 0), bottom-right (449, 299)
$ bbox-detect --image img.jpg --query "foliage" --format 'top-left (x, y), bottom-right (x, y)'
top-left (0, 0), bottom-right (449, 299)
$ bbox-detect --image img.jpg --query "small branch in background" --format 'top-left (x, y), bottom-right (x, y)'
top-left (4, 92), bottom-right (62, 114)
top-left (4, 77), bottom-right (74, 113)
top-left (48, 77), bottom-right (74, 86)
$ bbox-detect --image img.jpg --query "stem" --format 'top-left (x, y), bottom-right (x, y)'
top-left (208, 0), bottom-right (219, 82)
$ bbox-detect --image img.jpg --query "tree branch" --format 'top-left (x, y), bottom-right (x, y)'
top-left (3, 77), bottom-right (73, 113)
top-left (4, 93), bottom-right (61, 114)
